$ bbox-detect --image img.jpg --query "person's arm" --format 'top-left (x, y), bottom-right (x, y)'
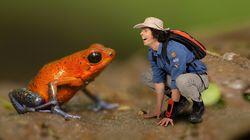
top-left (149, 51), bottom-right (166, 115)
top-left (171, 89), bottom-right (180, 102)
top-left (143, 82), bottom-right (165, 119)
top-left (154, 82), bottom-right (165, 118)
top-left (144, 51), bottom-right (166, 119)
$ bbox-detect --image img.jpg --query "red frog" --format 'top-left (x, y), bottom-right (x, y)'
top-left (9, 43), bottom-right (118, 120)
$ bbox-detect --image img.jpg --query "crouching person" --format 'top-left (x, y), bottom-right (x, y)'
top-left (133, 17), bottom-right (209, 126)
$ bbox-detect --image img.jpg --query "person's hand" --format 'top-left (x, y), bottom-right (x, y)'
top-left (157, 117), bottom-right (174, 127)
top-left (143, 110), bottom-right (161, 119)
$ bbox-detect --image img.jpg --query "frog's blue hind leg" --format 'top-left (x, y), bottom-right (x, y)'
top-left (82, 88), bottom-right (119, 112)
top-left (8, 88), bottom-right (45, 114)
top-left (9, 87), bottom-right (81, 120)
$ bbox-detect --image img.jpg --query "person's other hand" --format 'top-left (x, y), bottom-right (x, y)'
top-left (157, 117), bottom-right (174, 127)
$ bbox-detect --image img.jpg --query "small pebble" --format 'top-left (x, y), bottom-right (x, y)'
top-left (227, 79), bottom-right (248, 90)
top-left (117, 105), bottom-right (130, 111)
top-left (137, 110), bottom-right (147, 116)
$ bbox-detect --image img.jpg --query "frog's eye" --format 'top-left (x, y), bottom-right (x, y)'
top-left (87, 52), bottom-right (102, 64)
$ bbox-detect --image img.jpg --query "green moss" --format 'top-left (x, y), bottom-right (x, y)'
top-left (0, 97), bottom-right (13, 110)
top-left (243, 93), bottom-right (250, 102)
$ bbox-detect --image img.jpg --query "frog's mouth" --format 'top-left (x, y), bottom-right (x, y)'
top-left (99, 48), bottom-right (116, 65)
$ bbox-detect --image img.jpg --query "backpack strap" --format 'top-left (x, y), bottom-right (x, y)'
top-left (151, 41), bottom-right (169, 64)
top-left (161, 30), bottom-right (172, 64)
top-left (187, 62), bottom-right (208, 91)
top-left (162, 41), bottom-right (170, 64)
top-left (152, 52), bottom-right (157, 62)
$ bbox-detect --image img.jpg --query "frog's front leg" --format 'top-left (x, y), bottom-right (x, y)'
top-left (47, 79), bottom-right (81, 120)
top-left (82, 88), bottom-right (119, 112)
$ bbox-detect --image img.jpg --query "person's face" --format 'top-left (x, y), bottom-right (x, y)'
top-left (140, 28), bottom-right (158, 46)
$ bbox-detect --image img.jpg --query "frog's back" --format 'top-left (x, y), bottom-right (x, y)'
top-left (27, 55), bottom-right (84, 103)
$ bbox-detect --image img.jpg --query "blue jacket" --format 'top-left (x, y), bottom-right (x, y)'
top-left (148, 40), bottom-right (207, 89)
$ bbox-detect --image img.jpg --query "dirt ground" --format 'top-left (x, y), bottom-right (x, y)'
top-left (0, 27), bottom-right (250, 140)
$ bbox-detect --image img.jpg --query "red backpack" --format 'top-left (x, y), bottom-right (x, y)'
top-left (170, 30), bottom-right (206, 58)
top-left (161, 29), bottom-right (207, 64)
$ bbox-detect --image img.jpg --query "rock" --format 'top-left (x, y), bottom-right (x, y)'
top-left (222, 52), bottom-right (238, 61)
top-left (226, 79), bottom-right (248, 90)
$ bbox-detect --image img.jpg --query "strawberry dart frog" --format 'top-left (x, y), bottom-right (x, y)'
top-left (9, 44), bottom-right (118, 120)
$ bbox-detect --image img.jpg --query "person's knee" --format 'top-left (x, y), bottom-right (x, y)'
top-left (176, 74), bottom-right (202, 101)
top-left (176, 75), bottom-right (189, 90)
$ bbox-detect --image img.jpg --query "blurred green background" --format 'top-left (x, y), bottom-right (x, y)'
top-left (1, 0), bottom-right (250, 81)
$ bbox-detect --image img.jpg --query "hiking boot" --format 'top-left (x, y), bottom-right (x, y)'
top-left (160, 96), bottom-right (190, 118)
top-left (189, 101), bottom-right (205, 123)
top-left (176, 95), bottom-right (190, 114)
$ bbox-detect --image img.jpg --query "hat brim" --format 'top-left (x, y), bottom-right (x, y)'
top-left (133, 23), bottom-right (169, 31)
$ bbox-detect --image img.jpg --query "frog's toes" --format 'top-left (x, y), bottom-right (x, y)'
top-left (101, 102), bottom-right (119, 110)
top-left (63, 114), bottom-right (81, 121)
top-left (92, 101), bottom-right (119, 112)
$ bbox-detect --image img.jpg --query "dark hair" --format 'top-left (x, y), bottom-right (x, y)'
top-left (150, 28), bottom-right (170, 42)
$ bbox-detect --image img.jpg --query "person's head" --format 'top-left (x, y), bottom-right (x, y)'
top-left (134, 17), bottom-right (169, 46)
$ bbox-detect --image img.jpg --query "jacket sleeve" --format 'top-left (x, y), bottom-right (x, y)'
top-left (167, 45), bottom-right (188, 89)
top-left (148, 51), bottom-right (166, 83)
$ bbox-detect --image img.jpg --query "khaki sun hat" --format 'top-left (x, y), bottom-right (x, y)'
top-left (133, 17), bottom-right (169, 31)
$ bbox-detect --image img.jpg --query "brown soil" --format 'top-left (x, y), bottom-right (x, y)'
top-left (0, 28), bottom-right (250, 140)
top-left (205, 26), bottom-right (250, 59)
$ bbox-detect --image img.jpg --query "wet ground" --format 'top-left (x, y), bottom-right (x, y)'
top-left (0, 27), bottom-right (250, 140)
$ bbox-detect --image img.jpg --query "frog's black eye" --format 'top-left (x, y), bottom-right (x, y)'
top-left (87, 52), bottom-right (102, 64)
